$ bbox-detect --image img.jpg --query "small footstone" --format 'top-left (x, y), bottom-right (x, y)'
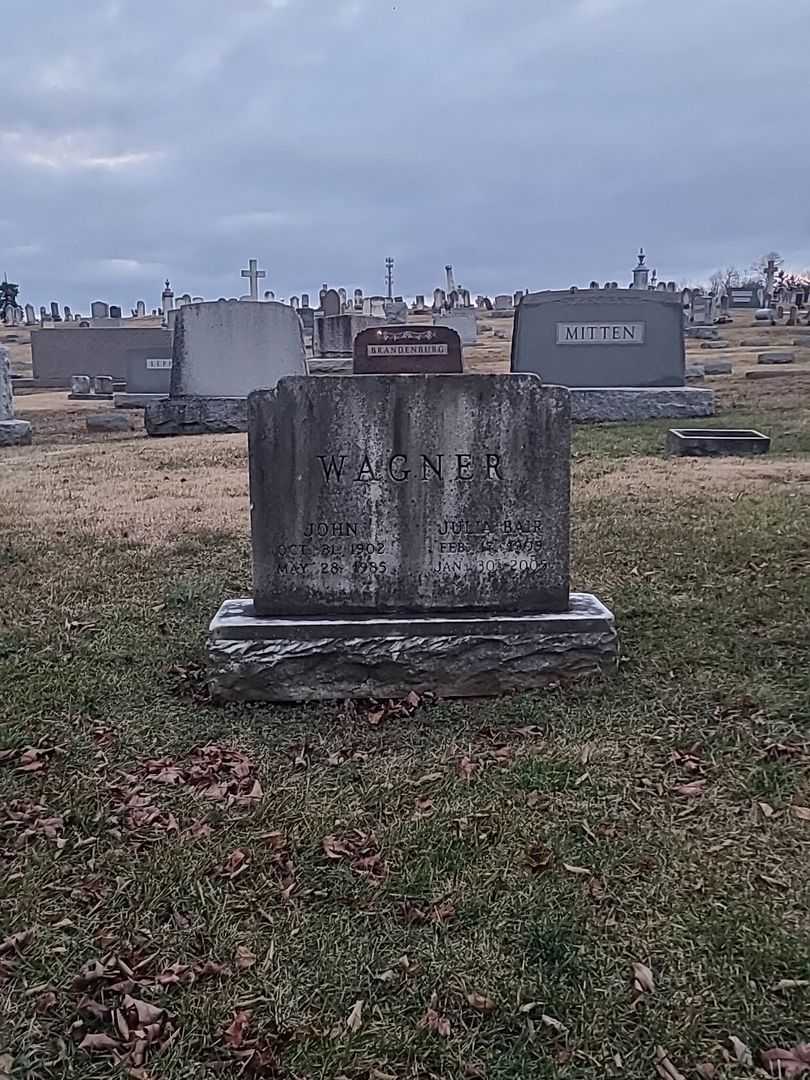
top-left (685, 365), bottom-right (705, 379)
top-left (667, 428), bottom-right (770, 457)
top-left (700, 340), bottom-right (731, 350)
top-left (86, 414), bottom-right (130, 432)
top-left (758, 352), bottom-right (796, 365)
top-left (0, 419), bottom-right (33, 447)
top-left (702, 361), bottom-right (733, 375)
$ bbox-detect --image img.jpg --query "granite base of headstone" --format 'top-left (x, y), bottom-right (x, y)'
top-left (145, 300), bottom-right (306, 437)
top-left (0, 346), bottom-right (33, 447)
top-left (206, 374), bottom-right (618, 702)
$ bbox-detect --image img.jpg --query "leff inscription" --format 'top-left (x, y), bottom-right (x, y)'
top-left (272, 450), bottom-right (544, 583)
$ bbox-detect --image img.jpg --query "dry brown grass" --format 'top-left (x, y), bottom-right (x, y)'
top-left (0, 434), bottom-right (249, 546)
top-left (575, 454), bottom-right (810, 499)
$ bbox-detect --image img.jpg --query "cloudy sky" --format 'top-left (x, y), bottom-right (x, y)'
top-left (4, 0), bottom-right (809, 311)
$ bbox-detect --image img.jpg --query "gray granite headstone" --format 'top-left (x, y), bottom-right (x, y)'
top-left (512, 289), bottom-right (685, 388)
top-left (170, 300), bottom-right (306, 396)
top-left (145, 300), bottom-right (306, 436)
top-left (0, 346), bottom-right (33, 446)
top-left (313, 313), bottom-right (386, 358)
top-left (322, 289), bottom-right (341, 317)
top-left (248, 374), bottom-right (570, 617)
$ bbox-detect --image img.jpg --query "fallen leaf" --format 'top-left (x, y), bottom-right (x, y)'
top-left (792, 806), bottom-right (810, 822)
top-left (540, 1013), bottom-right (568, 1035)
top-left (456, 756), bottom-right (479, 781)
top-left (223, 1009), bottom-right (251, 1049)
top-left (419, 994), bottom-right (451, 1039)
top-left (35, 990), bottom-right (58, 1013)
top-left (696, 1065), bottom-right (716, 1079)
top-left (0, 1054), bottom-right (12, 1080)
top-left (0, 928), bottom-right (32, 955)
top-left (761, 1045), bottom-right (810, 1077)
top-left (526, 843), bottom-right (554, 872)
top-left (673, 780), bottom-right (707, 798)
top-left (345, 999), bottom-right (364, 1033)
top-left (77, 995), bottom-right (110, 1021)
top-left (759, 801), bottom-right (775, 817)
top-left (217, 849), bottom-right (249, 879)
top-left (79, 1033), bottom-right (122, 1053)
top-left (121, 995), bottom-right (165, 1026)
top-left (632, 961), bottom-right (655, 994)
top-left (235, 945), bottom-right (257, 971)
top-left (729, 1036), bottom-right (753, 1067)
top-left (467, 992), bottom-right (496, 1013)
top-left (655, 1046), bottom-right (686, 1080)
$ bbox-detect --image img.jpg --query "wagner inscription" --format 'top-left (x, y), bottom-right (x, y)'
top-left (556, 322), bottom-right (645, 345)
top-left (248, 375), bottom-right (571, 616)
top-left (317, 452), bottom-right (502, 483)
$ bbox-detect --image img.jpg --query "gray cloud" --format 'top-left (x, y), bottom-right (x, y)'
top-left (5, 0), bottom-right (809, 310)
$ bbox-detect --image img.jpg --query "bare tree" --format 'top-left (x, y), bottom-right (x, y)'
top-left (709, 266), bottom-right (742, 292)
top-left (749, 251), bottom-right (784, 280)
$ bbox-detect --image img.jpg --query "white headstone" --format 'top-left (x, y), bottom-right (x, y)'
top-left (25, 304), bottom-right (36, 326)
top-left (169, 300), bottom-right (307, 398)
top-left (136, 300), bottom-right (146, 317)
top-left (91, 301), bottom-right (109, 319)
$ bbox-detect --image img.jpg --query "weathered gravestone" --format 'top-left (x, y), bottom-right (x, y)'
top-left (728, 287), bottom-right (762, 309)
top-left (511, 289), bottom-right (714, 421)
top-left (0, 346), bottom-right (33, 447)
top-left (322, 289), bottom-right (341, 316)
top-left (145, 300), bottom-right (306, 436)
top-left (310, 314), bottom-right (387, 371)
top-left (433, 307), bottom-right (477, 346)
top-left (492, 294), bottom-right (514, 319)
top-left (353, 325), bottom-right (462, 373)
top-left (207, 374), bottom-right (618, 701)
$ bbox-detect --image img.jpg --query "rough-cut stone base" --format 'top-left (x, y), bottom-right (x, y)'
top-left (570, 387), bottom-right (714, 422)
top-left (145, 396), bottom-right (247, 437)
top-left (307, 357), bottom-right (354, 374)
top-left (114, 393), bottom-right (168, 409)
top-left (0, 419), bottom-right (33, 447)
top-left (207, 593), bottom-right (618, 702)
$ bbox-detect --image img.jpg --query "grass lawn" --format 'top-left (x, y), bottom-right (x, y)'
top-left (1, 378), bottom-right (809, 1079)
